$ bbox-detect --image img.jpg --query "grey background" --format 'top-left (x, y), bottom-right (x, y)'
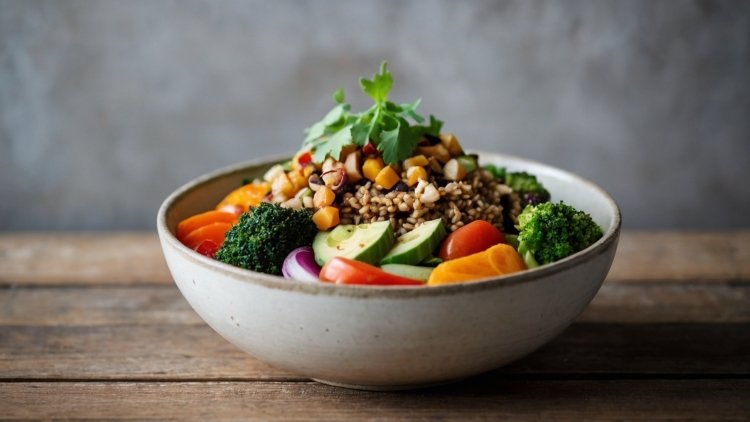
top-left (1, 0), bottom-right (749, 231)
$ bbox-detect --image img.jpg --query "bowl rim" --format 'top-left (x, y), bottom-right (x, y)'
top-left (157, 151), bottom-right (621, 298)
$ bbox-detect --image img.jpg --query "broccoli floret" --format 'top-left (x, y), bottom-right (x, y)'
top-left (214, 202), bottom-right (318, 275)
top-left (505, 171), bottom-right (551, 206)
top-left (515, 202), bottom-right (603, 268)
top-left (483, 166), bottom-right (550, 206)
top-left (483, 164), bottom-right (507, 181)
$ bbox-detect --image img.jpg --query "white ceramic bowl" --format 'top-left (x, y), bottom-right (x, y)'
top-left (157, 152), bottom-right (621, 390)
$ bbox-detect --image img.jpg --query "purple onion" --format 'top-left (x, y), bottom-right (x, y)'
top-left (281, 246), bottom-right (322, 282)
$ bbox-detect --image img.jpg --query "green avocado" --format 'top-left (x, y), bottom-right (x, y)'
top-left (380, 264), bottom-right (433, 282)
top-left (313, 221), bottom-right (395, 266)
top-left (380, 218), bottom-right (447, 266)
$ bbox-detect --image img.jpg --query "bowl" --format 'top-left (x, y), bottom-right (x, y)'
top-left (157, 151), bottom-right (621, 390)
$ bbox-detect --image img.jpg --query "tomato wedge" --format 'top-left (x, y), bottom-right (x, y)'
top-left (438, 220), bottom-right (505, 261)
top-left (319, 258), bottom-right (423, 286)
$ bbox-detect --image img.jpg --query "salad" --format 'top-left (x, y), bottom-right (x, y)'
top-left (176, 62), bottom-right (603, 286)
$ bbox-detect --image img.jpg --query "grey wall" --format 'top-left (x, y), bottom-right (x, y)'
top-left (1, 0), bottom-right (749, 231)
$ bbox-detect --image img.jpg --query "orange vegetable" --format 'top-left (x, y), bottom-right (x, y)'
top-left (427, 244), bottom-right (525, 285)
top-left (375, 165), bottom-right (400, 189)
top-left (312, 206), bottom-right (340, 231)
top-left (216, 181), bottom-right (270, 212)
top-left (181, 222), bottom-right (234, 251)
top-left (406, 166), bottom-right (428, 187)
top-left (313, 186), bottom-right (336, 208)
top-left (363, 157), bottom-right (385, 182)
top-left (177, 210), bottom-right (238, 242)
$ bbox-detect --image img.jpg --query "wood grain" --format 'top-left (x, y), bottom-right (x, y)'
top-left (2, 380), bottom-right (748, 420)
top-left (1, 231), bottom-right (749, 285)
top-left (1, 323), bottom-right (747, 380)
top-left (1, 282), bottom-right (748, 328)
top-left (0, 232), bottom-right (171, 285)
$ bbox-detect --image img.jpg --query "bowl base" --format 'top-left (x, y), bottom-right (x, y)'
top-left (311, 377), bottom-right (463, 391)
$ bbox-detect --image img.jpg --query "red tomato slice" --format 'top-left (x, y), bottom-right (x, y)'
top-left (319, 258), bottom-right (423, 286)
top-left (193, 239), bottom-right (221, 258)
top-left (438, 220), bottom-right (505, 261)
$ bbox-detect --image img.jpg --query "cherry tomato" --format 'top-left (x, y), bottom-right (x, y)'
top-left (438, 220), bottom-right (505, 261)
top-left (319, 257), bottom-right (423, 286)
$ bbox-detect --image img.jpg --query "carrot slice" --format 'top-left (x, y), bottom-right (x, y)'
top-left (182, 222), bottom-right (233, 250)
top-left (177, 211), bottom-right (238, 242)
top-left (428, 244), bottom-right (525, 285)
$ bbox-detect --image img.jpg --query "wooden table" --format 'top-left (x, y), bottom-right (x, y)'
top-left (1, 231), bottom-right (748, 420)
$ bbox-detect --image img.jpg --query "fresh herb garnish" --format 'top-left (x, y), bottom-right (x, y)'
top-left (302, 61), bottom-right (443, 164)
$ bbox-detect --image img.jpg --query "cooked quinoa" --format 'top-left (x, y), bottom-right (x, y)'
top-left (337, 169), bottom-right (522, 236)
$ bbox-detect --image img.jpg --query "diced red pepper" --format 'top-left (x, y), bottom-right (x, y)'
top-left (362, 141), bottom-right (378, 157)
top-left (298, 151), bottom-right (313, 167)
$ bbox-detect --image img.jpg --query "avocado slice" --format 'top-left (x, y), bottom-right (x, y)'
top-left (380, 264), bottom-right (432, 282)
top-left (313, 221), bottom-right (395, 266)
top-left (380, 218), bottom-right (447, 266)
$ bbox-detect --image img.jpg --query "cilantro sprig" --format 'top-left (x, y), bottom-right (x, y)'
top-left (302, 62), bottom-right (443, 164)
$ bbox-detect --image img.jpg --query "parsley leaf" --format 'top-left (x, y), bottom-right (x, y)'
top-left (301, 61), bottom-right (444, 165)
top-left (312, 124), bottom-right (353, 163)
top-left (359, 62), bottom-right (392, 104)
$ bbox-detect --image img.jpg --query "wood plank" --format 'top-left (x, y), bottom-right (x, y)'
top-left (2, 282), bottom-right (748, 328)
top-left (1, 380), bottom-right (748, 420)
top-left (1, 231), bottom-right (749, 286)
top-left (1, 323), bottom-right (747, 380)
top-left (0, 286), bottom-right (202, 326)
top-left (0, 232), bottom-right (171, 285)
top-left (578, 282), bottom-right (750, 323)
top-left (608, 231), bottom-right (750, 283)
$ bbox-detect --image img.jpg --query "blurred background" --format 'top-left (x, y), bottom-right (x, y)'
top-left (1, 0), bottom-right (748, 231)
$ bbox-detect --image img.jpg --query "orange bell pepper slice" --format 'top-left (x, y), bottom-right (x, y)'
top-left (181, 222), bottom-right (234, 251)
top-left (176, 210), bottom-right (238, 242)
top-left (216, 181), bottom-right (270, 212)
top-left (427, 244), bottom-right (525, 285)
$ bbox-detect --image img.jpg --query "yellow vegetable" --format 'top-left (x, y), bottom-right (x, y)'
top-left (313, 206), bottom-right (340, 231)
top-left (406, 166), bottom-right (428, 187)
top-left (403, 154), bottom-right (429, 169)
top-left (439, 132), bottom-right (464, 156)
top-left (313, 186), bottom-right (336, 208)
top-left (363, 157), bottom-right (385, 182)
top-left (375, 165), bottom-right (400, 189)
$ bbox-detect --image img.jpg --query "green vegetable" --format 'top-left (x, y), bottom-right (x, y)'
top-left (380, 218), bottom-right (447, 266)
top-left (215, 203), bottom-right (318, 275)
top-left (380, 264), bottom-right (433, 282)
top-left (483, 164), bottom-right (506, 181)
top-left (302, 61), bottom-right (444, 165)
top-left (312, 221), bottom-right (395, 266)
top-left (515, 202), bottom-right (603, 268)
top-left (483, 165), bottom-right (550, 206)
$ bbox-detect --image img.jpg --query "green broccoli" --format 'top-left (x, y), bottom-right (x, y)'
top-left (515, 202), bottom-right (603, 268)
top-left (215, 202), bottom-right (318, 275)
top-left (483, 165), bottom-right (550, 206)
top-left (506, 171), bottom-right (551, 206)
